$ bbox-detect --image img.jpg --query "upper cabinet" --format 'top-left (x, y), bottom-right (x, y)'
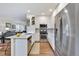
top-left (26, 14), bottom-right (36, 26)
top-left (31, 16), bottom-right (35, 25)
top-left (26, 14), bottom-right (36, 33)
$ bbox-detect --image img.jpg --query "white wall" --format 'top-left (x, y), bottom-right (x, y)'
top-left (36, 16), bottom-right (46, 28)
top-left (35, 16), bottom-right (51, 28)
top-left (47, 15), bottom-right (55, 50)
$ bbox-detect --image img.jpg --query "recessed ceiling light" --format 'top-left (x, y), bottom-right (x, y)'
top-left (49, 9), bottom-right (53, 12)
top-left (41, 12), bottom-right (45, 15)
top-left (64, 9), bottom-right (68, 13)
top-left (27, 10), bottom-right (30, 13)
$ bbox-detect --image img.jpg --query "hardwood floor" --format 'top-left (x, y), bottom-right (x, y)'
top-left (29, 39), bottom-right (54, 56)
top-left (0, 40), bottom-right (11, 56)
top-left (40, 42), bottom-right (54, 56)
top-left (29, 43), bottom-right (40, 55)
top-left (0, 39), bottom-right (54, 56)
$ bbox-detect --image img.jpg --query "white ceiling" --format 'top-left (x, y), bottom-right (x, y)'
top-left (0, 3), bottom-right (58, 21)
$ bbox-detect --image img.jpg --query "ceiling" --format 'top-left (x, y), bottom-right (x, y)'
top-left (0, 3), bottom-right (58, 21)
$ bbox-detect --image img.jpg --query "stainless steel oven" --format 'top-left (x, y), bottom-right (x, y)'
top-left (40, 24), bottom-right (47, 39)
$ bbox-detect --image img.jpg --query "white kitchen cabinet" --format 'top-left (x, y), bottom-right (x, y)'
top-left (6, 33), bottom-right (32, 56)
top-left (14, 39), bottom-right (27, 56)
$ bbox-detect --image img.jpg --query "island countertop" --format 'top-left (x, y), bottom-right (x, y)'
top-left (6, 33), bottom-right (32, 39)
top-left (5, 33), bottom-right (33, 56)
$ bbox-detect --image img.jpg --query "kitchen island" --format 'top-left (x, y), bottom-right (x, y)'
top-left (6, 33), bottom-right (32, 56)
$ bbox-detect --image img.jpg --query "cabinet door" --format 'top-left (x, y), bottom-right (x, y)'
top-left (14, 39), bottom-right (27, 56)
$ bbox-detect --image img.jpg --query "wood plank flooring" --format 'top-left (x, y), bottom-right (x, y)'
top-left (0, 39), bottom-right (54, 56)
top-left (40, 42), bottom-right (54, 56)
top-left (29, 39), bottom-right (54, 56)
top-left (0, 40), bottom-right (11, 56)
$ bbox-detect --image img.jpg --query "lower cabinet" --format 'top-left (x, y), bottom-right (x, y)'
top-left (14, 39), bottom-right (27, 56)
